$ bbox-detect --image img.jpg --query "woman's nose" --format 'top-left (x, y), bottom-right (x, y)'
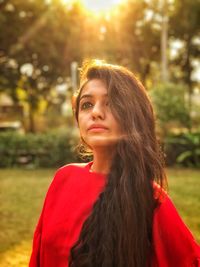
top-left (91, 103), bottom-right (105, 120)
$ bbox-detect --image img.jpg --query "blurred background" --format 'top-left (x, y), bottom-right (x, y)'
top-left (0, 0), bottom-right (199, 266)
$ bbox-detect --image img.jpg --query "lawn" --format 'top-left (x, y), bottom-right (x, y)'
top-left (0, 168), bottom-right (199, 267)
top-left (0, 169), bottom-right (54, 267)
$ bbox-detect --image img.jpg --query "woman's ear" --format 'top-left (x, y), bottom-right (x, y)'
top-left (80, 136), bottom-right (93, 153)
top-left (71, 94), bottom-right (79, 128)
top-left (71, 95), bottom-right (77, 115)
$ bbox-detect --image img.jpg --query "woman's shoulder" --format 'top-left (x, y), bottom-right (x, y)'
top-left (55, 162), bottom-right (90, 176)
top-left (66, 162), bottom-right (89, 168)
top-left (45, 162), bottom-right (91, 195)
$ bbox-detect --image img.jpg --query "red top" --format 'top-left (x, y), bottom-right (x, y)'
top-left (29, 162), bottom-right (200, 267)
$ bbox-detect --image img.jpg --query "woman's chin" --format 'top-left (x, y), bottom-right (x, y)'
top-left (86, 136), bottom-right (118, 149)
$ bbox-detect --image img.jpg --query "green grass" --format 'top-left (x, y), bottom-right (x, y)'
top-left (0, 168), bottom-right (199, 267)
top-left (0, 169), bottom-right (54, 267)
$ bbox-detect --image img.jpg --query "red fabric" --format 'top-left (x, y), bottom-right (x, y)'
top-left (29, 163), bottom-right (200, 267)
top-left (151, 189), bottom-right (200, 266)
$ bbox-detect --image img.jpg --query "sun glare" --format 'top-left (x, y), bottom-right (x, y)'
top-left (60, 0), bottom-right (123, 14)
top-left (82, 0), bottom-right (122, 13)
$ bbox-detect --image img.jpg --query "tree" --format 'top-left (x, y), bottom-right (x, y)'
top-left (150, 82), bottom-right (190, 136)
top-left (115, 0), bottom-right (161, 85)
top-left (0, 0), bottom-right (85, 131)
top-left (169, 0), bottom-right (200, 129)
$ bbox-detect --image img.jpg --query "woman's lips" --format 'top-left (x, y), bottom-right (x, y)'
top-left (88, 127), bottom-right (108, 132)
top-left (88, 125), bottom-right (108, 132)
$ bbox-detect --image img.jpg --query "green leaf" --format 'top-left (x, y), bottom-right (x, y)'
top-left (177, 151), bottom-right (192, 163)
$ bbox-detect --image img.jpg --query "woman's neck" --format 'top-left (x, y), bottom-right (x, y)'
top-left (91, 147), bottom-right (115, 174)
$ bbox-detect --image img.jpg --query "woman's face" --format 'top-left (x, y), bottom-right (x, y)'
top-left (78, 79), bottom-right (121, 150)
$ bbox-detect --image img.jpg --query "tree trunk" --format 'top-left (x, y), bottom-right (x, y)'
top-left (28, 104), bottom-right (35, 133)
top-left (184, 36), bottom-right (193, 132)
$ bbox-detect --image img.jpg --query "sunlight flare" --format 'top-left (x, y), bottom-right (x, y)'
top-left (82, 0), bottom-right (122, 12)
top-left (60, 0), bottom-right (123, 14)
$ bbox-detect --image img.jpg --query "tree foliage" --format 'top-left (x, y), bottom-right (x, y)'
top-left (0, 0), bottom-right (199, 132)
top-left (150, 83), bottom-right (190, 134)
top-left (169, 0), bottom-right (200, 88)
top-left (0, 0), bottom-right (85, 131)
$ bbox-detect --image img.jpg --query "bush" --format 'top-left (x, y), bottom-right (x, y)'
top-left (150, 83), bottom-right (190, 134)
top-left (164, 132), bottom-right (200, 168)
top-left (0, 130), bottom-right (79, 168)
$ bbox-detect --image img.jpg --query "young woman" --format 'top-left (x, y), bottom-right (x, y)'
top-left (29, 60), bottom-right (200, 267)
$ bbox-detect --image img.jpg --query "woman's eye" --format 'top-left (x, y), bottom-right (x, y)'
top-left (80, 102), bottom-right (93, 110)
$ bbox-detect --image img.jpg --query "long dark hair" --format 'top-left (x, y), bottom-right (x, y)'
top-left (69, 60), bottom-right (167, 267)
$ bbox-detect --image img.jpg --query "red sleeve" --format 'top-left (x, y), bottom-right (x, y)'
top-left (29, 199), bottom-right (46, 267)
top-left (151, 195), bottom-right (200, 267)
top-left (29, 167), bottom-right (66, 267)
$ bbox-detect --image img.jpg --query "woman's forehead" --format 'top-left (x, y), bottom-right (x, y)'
top-left (80, 79), bottom-right (108, 97)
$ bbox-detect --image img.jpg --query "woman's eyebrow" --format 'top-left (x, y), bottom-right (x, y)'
top-left (80, 93), bottom-right (108, 101)
top-left (80, 94), bottom-right (93, 101)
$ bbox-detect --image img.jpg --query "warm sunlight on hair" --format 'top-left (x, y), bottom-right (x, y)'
top-left (79, 59), bottom-right (121, 83)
